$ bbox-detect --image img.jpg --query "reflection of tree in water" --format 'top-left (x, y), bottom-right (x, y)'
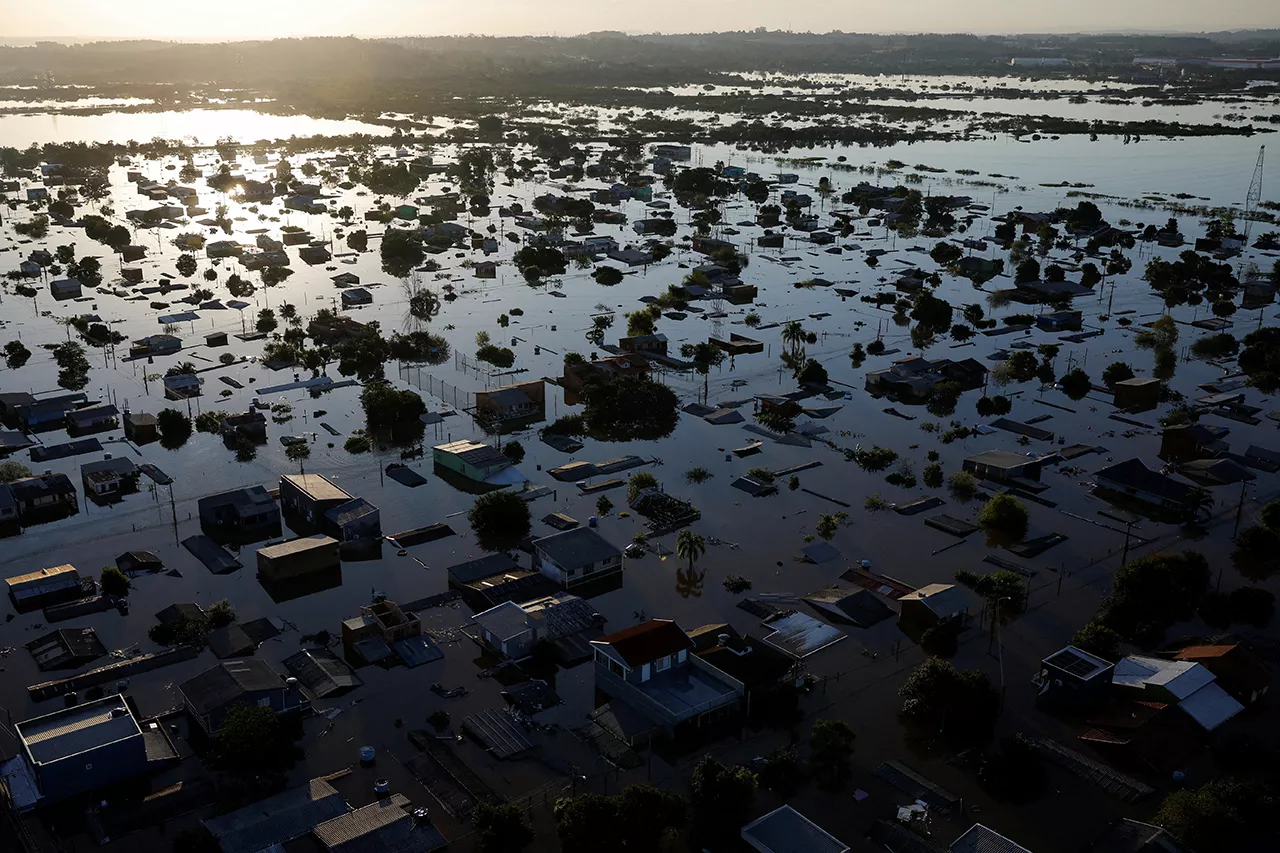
top-left (401, 274), bottom-right (441, 332)
top-left (676, 566), bottom-right (705, 598)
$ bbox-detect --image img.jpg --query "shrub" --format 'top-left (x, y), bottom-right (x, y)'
top-left (979, 494), bottom-right (1029, 543)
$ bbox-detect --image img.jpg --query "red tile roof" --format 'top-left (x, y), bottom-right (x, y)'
top-left (595, 619), bottom-right (692, 668)
top-left (1175, 644), bottom-right (1237, 660)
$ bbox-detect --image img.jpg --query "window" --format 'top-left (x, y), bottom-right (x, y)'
top-left (654, 654), bottom-right (671, 673)
top-left (257, 697), bottom-right (272, 708)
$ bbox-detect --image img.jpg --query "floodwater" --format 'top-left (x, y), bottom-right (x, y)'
top-left (0, 109), bottom-right (395, 148)
top-left (0, 90), bottom-right (1279, 852)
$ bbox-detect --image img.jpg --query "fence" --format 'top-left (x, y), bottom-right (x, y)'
top-left (397, 363), bottom-right (475, 411)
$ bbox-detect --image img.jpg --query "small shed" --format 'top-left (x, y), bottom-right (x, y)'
top-left (204, 331), bottom-right (229, 348)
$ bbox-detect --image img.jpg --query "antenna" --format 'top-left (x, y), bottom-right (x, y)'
top-left (1243, 145), bottom-right (1265, 248)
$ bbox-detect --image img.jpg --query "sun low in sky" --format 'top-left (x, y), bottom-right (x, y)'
top-left (4, 0), bottom-right (1279, 41)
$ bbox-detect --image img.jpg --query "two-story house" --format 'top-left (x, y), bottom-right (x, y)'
top-left (590, 619), bottom-right (744, 744)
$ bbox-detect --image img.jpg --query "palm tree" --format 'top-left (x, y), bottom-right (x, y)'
top-left (676, 529), bottom-right (706, 575)
top-left (781, 321), bottom-right (806, 355)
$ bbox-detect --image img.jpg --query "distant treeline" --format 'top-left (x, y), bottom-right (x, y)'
top-left (2, 32), bottom-right (1280, 101)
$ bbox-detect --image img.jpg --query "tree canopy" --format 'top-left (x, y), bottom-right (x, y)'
top-left (468, 490), bottom-right (532, 552)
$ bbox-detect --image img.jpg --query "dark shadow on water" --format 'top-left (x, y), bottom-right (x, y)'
top-left (259, 565), bottom-right (343, 603)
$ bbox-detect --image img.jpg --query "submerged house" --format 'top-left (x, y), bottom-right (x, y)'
top-left (899, 583), bottom-right (972, 629)
top-left (865, 356), bottom-right (987, 401)
top-left (6, 564), bottom-right (83, 611)
top-left (1094, 458), bottom-right (1195, 512)
top-left (591, 619), bottom-right (744, 743)
top-left (179, 660), bottom-right (310, 735)
top-left (3, 694), bottom-right (177, 811)
top-left (80, 455), bottom-right (140, 501)
top-left (473, 380), bottom-right (546, 425)
top-left (432, 439), bottom-right (523, 487)
top-left (9, 473), bottom-right (77, 522)
top-left (962, 450), bottom-right (1044, 484)
top-left (197, 485), bottom-right (281, 541)
top-left (471, 593), bottom-right (599, 660)
top-left (532, 527), bottom-right (623, 591)
top-left (279, 474), bottom-right (353, 527)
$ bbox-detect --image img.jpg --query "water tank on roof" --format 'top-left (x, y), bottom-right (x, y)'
top-left (360, 746), bottom-right (376, 765)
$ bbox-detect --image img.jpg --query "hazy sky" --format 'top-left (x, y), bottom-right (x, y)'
top-left (3, 0), bottom-right (1279, 40)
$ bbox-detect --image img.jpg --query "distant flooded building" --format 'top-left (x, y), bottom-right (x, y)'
top-left (474, 380), bottom-right (547, 425)
top-left (49, 279), bottom-right (82, 300)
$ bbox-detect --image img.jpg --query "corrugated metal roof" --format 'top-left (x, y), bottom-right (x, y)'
top-left (1113, 656), bottom-right (1215, 699)
top-left (760, 612), bottom-right (845, 658)
top-left (741, 805), bottom-right (849, 853)
top-left (949, 824), bottom-right (1034, 853)
top-left (204, 778), bottom-right (348, 853)
top-left (6, 565), bottom-right (80, 598)
top-left (472, 601), bottom-right (530, 642)
top-left (1177, 682), bottom-right (1244, 731)
top-left (313, 795), bottom-right (410, 846)
top-left (17, 694), bottom-right (140, 765)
